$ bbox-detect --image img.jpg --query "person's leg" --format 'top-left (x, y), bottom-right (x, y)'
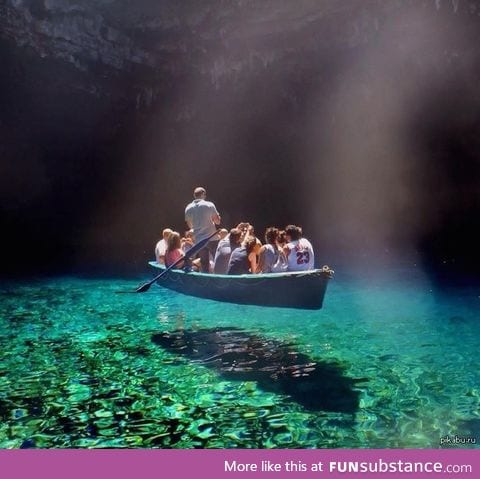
top-left (183, 256), bottom-right (193, 272)
top-left (207, 240), bottom-right (219, 273)
top-left (198, 248), bottom-right (210, 273)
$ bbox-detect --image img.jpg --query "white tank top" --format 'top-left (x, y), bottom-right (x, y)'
top-left (286, 238), bottom-right (315, 271)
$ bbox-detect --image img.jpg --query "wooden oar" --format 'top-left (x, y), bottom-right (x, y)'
top-left (134, 229), bottom-right (219, 293)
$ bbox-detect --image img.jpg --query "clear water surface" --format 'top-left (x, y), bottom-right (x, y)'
top-left (1, 263), bottom-right (479, 448)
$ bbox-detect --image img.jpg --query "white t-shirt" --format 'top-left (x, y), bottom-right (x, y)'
top-left (184, 199), bottom-right (219, 242)
top-left (155, 238), bottom-right (167, 263)
top-left (286, 238), bottom-right (315, 271)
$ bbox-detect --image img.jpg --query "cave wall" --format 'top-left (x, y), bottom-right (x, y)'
top-left (1, 0), bottom-right (480, 278)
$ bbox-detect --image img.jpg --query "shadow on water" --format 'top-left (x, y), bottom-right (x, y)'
top-left (152, 327), bottom-right (360, 413)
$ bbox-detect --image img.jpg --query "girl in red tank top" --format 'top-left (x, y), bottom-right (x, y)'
top-left (165, 232), bottom-right (185, 268)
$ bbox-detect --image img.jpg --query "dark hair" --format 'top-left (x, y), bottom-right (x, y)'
top-left (265, 227), bottom-right (279, 244)
top-left (277, 230), bottom-right (286, 245)
top-left (229, 228), bottom-right (242, 246)
top-left (244, 237), bottom-right (258, 254)
top-left (285, 225), bottom-right (302, 241)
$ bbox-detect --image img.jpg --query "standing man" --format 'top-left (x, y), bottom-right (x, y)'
top-left (185, 187), bottom-right (221, 272)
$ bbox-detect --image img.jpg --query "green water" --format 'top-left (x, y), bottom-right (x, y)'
top-left (0, 267), bottom-right (479, 448)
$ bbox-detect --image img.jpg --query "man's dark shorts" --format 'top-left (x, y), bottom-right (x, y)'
top-left (197, 240), bottom-right (219, 273)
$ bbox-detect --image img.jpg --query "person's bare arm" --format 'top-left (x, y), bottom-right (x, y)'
top-left (176, 251), bottom-right (186, 269)
top-left (256, 246), bottom-right (266, 273)
top-left (192, 258), bottom-right (202, 270)
top-left (248, 252), bottom-right (258, 274)
top-left (212, 213), bottom-right (221, 225)
top-left (155, 244), bottom-right (165, 264)
top-left (185, 208), bottom-right (193, 229)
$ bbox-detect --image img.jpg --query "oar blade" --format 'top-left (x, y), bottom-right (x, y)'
top-left (136, 282), bottom-right (152, 293)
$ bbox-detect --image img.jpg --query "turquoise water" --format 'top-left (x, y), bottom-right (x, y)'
top-left (1, 265), bottom-right (479, 448)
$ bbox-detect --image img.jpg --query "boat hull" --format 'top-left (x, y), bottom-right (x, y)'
top-left (148, 262), bottom-right (331, 309)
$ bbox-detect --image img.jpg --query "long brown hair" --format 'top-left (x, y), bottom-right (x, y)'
top-left (167, 231), bottom-right (181, 252)
top-left (244, 237), bottom-right (258, 254)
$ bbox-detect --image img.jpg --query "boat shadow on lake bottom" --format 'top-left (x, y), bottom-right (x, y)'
top-left (151, 327), bottom-right (361, 414)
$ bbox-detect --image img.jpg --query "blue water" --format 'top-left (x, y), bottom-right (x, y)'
top-left (0, 263), bottom-right (479, 448)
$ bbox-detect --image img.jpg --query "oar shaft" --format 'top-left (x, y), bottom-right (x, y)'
top-left (135, 229), bottom-right (219, 293)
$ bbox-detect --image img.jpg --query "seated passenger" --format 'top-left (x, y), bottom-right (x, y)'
top-left (236, 222), bottom-right (255, 241)
top-left (211, 228), bottom-right (230, 270)
top-left (165, 232), bottom-right (185, 269)
top-left (213, 228), bottom-right (242, 274)
top-left (257, 227), bottom-right (280, 273)
top-left (284, 225), bottom-right (315, 271)
top-left (155, 228), bottom-right (173, 264)
top-left (227, 237), bottom-right (262, 275)
top-left (217, 228), bottom-right (229, 241)
top-left (181, 229), bottom-right (194, 253)
top-left (271, 229), bottom-right (288, 272)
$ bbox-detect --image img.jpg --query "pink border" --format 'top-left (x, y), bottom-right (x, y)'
top-left (0, 449), bottom-right (478, 479)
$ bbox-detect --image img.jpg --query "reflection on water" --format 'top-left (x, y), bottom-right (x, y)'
top-left (152, 328), bottom-right (360, 413)
top-left (0, 273), bottom-right (479, 448)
